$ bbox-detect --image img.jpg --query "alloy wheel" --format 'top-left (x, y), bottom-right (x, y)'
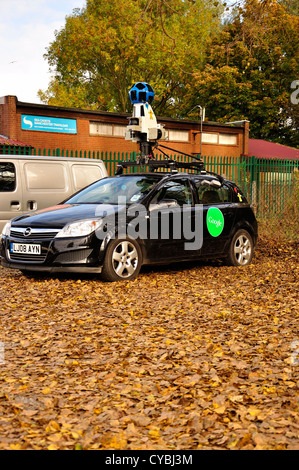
top-left (112, 240), bottom-right (139, 278)
top-left (233, 233), bottom-right (252, 265)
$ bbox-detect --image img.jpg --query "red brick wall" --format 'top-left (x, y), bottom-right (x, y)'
top-left (0, 96), bottom-right (17, 139)
top-left (0, 96), bottom-right (248, 158)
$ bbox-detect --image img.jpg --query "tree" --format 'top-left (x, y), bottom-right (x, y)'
top-left (39, 0), bottom-right (223, 115)
top-left (184, 0), bottom-right (299, 147)
top-left (278, 0), bottom-right (299, 16)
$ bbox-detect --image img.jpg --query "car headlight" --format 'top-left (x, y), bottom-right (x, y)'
top-left (1, 221), bottom-right (11, 238)
top-left (55, 219), bottom-right (102, 238)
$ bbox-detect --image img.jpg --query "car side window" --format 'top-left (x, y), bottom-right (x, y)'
top-left (155, 180), bottom-right (193, 206)
top-left (197, 183), bottom-right (231, 204)
top-left (219, 185), bottom-right (232, 203)
top-left (0, 162), bottom-right (16, 192)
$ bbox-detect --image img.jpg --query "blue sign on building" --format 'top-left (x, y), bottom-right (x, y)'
top-left (21, 115), bottom-right (77, 134)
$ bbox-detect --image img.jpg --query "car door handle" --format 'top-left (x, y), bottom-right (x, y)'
top-left (10, 201), bottom-right (20, 211)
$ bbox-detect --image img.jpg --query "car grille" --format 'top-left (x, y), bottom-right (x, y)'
top-left (55, 249), bottom-right (93, 264)
top-left (10, 228), bottom-right (60, 240)
top-left (9, 252), bottom-right (48, 263)
top-left (8, 227), bottom-right (58, 264)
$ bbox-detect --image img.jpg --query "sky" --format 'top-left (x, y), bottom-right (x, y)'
top-left (0, 0), bottom-right (86, 104)
top-left (0, 0), bottom-right (239, 106)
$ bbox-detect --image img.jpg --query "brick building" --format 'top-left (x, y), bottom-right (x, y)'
top-left (0, 95), bottom-right (249, 158)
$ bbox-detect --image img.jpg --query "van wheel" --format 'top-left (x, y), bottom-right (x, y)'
top-left (227, 229), bottom-right (253, 266)
top-left (101, 238), bottom-right (142, 282)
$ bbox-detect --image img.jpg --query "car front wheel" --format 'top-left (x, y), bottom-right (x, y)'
top-left (101, 238), bottom-right (142, 281)
top-left (227, 229), bottom-right (254, 266)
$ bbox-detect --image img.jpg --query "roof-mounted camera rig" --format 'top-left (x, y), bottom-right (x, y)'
top-left (124, 82), bottom-right (167, 160)
top-left (117, 82), bottom-right (205, 175)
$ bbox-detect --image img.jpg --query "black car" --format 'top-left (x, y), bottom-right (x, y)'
top-left (1, 161), bottom-right (258, 282)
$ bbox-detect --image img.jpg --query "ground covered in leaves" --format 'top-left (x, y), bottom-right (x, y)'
top-left (0, 238), bottom-right (298, 450)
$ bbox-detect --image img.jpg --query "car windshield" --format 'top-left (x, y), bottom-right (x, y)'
top-left (66, 175), bottom-right (162, 205)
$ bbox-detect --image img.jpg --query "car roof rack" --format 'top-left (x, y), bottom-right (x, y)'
top-left (115, 158), bottom-right (205, 175)
top-left (115, 143), bottom-right (225, 184)
top-left (115, 157), bottom-right (224, 184)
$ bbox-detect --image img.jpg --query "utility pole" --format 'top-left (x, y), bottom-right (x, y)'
top-left (187, 105), bottom-right (205, 156)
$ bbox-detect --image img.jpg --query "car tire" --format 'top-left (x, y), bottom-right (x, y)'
top-left (101, 237), bottom-right (142, 282)
top-left (227, 229), bottom-right (254, 267)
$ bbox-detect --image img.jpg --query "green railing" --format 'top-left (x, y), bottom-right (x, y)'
top-left (203, 155), bottom-right (299, 217)
top-left (1, 145), bottom-right (298, 217)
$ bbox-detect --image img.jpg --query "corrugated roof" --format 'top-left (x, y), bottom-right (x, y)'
top-left (248, 139), bottom-right (299, 160)
top-left (0, 135), bottom-right (32, 147)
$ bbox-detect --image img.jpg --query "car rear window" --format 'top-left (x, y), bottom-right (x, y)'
top-left (197, 183), bottom-right (232, 204)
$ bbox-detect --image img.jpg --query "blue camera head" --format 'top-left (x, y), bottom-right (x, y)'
top-left (129, 82), bottom-right (155, 104)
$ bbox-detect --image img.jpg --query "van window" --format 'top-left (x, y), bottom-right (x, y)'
top-left (72, 164), bottom-right (103, 191)
top-left (0, 162), bottom-right (16, 192)
top-left (24, 163), bottom-right (66, 190)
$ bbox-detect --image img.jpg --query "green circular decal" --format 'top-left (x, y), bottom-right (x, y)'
top-left (207, 207), bottom-right (224, 237)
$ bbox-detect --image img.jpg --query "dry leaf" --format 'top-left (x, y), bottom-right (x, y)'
top-left (0, 237), bottom-right (298, 450)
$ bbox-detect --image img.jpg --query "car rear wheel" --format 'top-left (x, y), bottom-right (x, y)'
top-left (101, 238), bottom-right (142, 281)
top-left (227, 229), bottom-right (253, 266)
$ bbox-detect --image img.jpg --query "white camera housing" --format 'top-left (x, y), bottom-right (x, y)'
top-left (125, 103), bottom-right (167, 144)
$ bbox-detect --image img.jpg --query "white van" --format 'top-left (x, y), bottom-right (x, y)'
top-left (0, 155), bottom-right (108, 231)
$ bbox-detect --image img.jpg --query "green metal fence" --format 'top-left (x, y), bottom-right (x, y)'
top-left (202, 155), bottom-right (299, 217)
top-left (1, 145), bottom-right (298, 218)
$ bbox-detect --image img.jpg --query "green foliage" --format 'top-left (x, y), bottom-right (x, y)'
top-left (39, 0), bottom-right (223, 114)
top-left (186, 0), bottom-right (299, 147)
top-left (39, 0), bottom-right (299, 146)
top-left (278, 0), bottom-right (299, 16)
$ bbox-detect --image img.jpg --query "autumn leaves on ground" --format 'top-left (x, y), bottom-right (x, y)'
top-left (0, 237), bottom-right (298, 450)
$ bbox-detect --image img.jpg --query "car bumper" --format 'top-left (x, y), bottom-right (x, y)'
top-left (0, 258), bottom-right (102, 273)
top-left (0, 233), bottom-right (105, 273)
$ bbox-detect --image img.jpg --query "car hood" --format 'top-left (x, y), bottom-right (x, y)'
top-left (10, 204), bottom-right (127, 229)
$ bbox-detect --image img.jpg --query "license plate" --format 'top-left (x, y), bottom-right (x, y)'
top-left (10, 243), bottom-right (41, 255)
